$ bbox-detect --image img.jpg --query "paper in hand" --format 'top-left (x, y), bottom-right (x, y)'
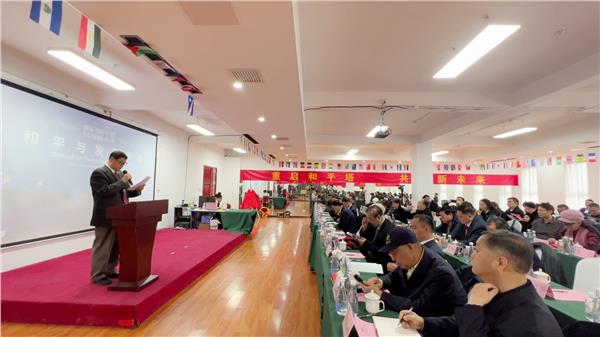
top-left (129, 176), bottom-right (151, 191)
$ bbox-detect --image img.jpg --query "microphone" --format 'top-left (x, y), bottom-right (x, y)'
top-left (123, 170), bottom-right (133, 186)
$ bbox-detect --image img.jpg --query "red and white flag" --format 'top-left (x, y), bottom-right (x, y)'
top-left (78, 15), bottom-right (101, 58)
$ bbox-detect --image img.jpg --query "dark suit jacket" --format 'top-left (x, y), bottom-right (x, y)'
top-left (423, 281), bottom-right (563, 337)
top-left (392, 206), bottom-right (412, 224)
top-left (423, 239), bottom-right (444, 257)
top-left (359, 218), bottom-right (395, 270)
top-left (453, 215), bottom-right (487, 244)
top-left (338, 207), bottom-right (358, 234)
top-left (90, 166), bottom-right (140, 227)
top-left (380, 248), bottom-right (467, 315)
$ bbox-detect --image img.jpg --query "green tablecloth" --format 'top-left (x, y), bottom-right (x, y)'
top-left (441, 251), bottom-right (586, 326)
top-left (557, 251), bottom-right (581, 288)
top-left (220, 209), bottom-right (258, 234)
top-left (272, 197), bottom-right (287, 209)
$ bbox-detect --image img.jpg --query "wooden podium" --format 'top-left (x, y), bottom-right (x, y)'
top-left (106, 199), bottom-right (168, 291)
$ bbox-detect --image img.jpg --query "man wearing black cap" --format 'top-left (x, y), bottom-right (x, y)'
top-left (362, 227), bottom-right (466, 316)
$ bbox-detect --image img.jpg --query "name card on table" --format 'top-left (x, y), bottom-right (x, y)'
top-left (528, 276), bottom-right (550, 298)
top-left (354, 316), bottom-right (378, 336)
top-left (445, 243), bottom-right (458, 255)
top-left (547, 288), bottom-right (587, 302)
top-left (342, 305), bottom-right (355, 337)
top-left (574, 246), bottom-right (597, 258)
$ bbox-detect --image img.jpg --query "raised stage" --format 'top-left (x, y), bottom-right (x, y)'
top-left (1, 229), bottom-right (246, 327)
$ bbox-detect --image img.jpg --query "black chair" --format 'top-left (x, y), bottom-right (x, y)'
top-left (533, 242), bottom-right (568, 286)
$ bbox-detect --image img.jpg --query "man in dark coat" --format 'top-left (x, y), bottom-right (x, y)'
top-left (89, 151), bottom-right (144, 285)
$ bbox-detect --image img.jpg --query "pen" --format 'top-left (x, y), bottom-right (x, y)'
top-left (399, 306), bottom-right (413, 326)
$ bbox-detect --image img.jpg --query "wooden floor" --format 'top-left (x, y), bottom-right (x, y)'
top-left (284, 200), bottom-right (311, 217)
top-left (1, 212), bottom-right (320, 336)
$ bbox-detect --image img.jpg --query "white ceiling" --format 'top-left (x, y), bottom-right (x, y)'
top-left (2, 1), bottom-right (599, 162)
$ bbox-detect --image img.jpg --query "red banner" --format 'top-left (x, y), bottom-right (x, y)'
top-left (240, 170), bottom-right (518, 186)
top-left (240, 170), bottom-right (412, 185)
top-left (433, 174), bottom-right (519, 186)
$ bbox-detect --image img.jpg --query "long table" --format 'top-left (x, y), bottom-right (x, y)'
top-left (442, 252), bottom-right (586, 327)
top-left (309, 210), bottom-right (586, 337)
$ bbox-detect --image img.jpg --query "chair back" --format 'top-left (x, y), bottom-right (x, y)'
top-left (573, 257), bottom-right (600, 294)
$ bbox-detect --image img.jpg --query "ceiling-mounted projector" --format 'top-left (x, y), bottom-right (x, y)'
top-left (367, 124), bottom-right (392, 139)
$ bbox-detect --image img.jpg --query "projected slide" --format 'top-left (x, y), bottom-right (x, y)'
top-left (1, 80), bottom-right (157, 245)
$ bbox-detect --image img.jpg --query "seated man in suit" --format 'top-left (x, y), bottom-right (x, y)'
top-left (453, 202), bottom-right (487, 244)
top-left (399, 230), bottom-right (563, 337)
top-left (332, 199), bottom-right (358, 234)
top-left (411, 214), bottom-right (444, 256)
top-left (362, 227), bottom-right (467, 315)
top-left (357, 204), bottom-right (395, 270)
top-left (344, 195), bottom-right (359, 219)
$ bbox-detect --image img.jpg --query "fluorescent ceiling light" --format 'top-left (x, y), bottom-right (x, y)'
top-left (233, 81), bottom-right (243, 89)
top-left (258, 116), bottom-right (266, 122)
top-left (232, 147), bottom-right (246, 154)
top-left (186, 124), bottom-right (215, 136)
top-left (279, 146), bottom-right (284, 150)
top-left (493, 127), bottom-right (537, 139)
top-left (432, 150), bottom-right (449, 156)
top-left (347, 149), bottom-right (359, 155)
top-left (366, 125), bottom-right (389, 138)
top-left (47, 50), bottom-right (134, 91)
top-left (433, 24), bottom-right (520, 79)
top-left (271, 134), bottom-right (277, 139)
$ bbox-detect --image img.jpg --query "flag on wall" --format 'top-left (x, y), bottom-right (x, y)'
top-left (566, 155), bottom-right (573, 164)
top-left (29, 0), bottom-right (63, 36)
top-left (556, 155), bottom-right (562, 165)
top-left (187, 95), bottom-right (195, 116)
top-left (576, 154), bottom-right (586, 163)
top-left (78, 15), bottom-right (101, 58)
top-left (589, 152), bottom-right (597, 163)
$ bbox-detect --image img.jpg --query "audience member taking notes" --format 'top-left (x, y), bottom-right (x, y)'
top-left (398, 230), bottom-right (564, 337)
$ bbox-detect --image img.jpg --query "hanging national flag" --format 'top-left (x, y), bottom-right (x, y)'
top-left (127, 45), bottom-right (158, 57)
top-left (458, 164), bottom-right (462, 171)
top-left (556, 156), bottom-right (562, 165)
top-left (588, 152), bottom-right (597, 163)
top-left (187, 95), bottom-right (195, 116)
top-left (78, 15), bottom-right (101, 58)
top-left (566, 155), bottom-right (573, 164)
top-left (300, 162), bottom-right (305, 169)
top-left (547, 157), bottom-right (552, 166)
top-left (30, 0), bottom-right (62, 36)
top-left (293, 162), bottom-right (298, 168)
top-left (352, 164), bottom-right (357, 170)
top-left (465, 164), bottom-right (471, 171)
top-left (576, 154), bottom-right (586, 163)
top-left (321, 163), bottom-right (326, 169)
top-left (450, 164), bottom-right (456, 171)
top-left (286, 162), bottom-right (291, 168)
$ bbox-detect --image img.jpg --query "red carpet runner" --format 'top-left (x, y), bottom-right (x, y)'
top-left (1, 229), bottom-right (246, 327)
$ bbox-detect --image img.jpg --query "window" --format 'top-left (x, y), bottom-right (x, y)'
top-left (473, 185), bottom-right (484, 204)
top-left (439, 184), bottom-right (448, 202)
top-left (498, 186), bottom-right (512, 205)
top-left (521, 167), bottom-right (539, 202)
top-left (565, 163), bottom-right (588, 209)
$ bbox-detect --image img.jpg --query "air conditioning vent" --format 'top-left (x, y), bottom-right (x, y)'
top-left (230, 69), bottom-right (263, 83)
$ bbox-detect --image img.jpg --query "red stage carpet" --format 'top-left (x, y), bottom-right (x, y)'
top-left (1, 229), bottom-right (246, 327)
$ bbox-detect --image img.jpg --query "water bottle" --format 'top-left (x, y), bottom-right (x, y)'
top-left (330, 251), bottom-right (340, 274)
top-left (531, 230), bottom-right (537, 241)
top-left (562, 236), bottom-right (571, 255)
top-left (348, 279), bottom-right (360, 314)
top-left (335, 276), bottom-right (349, 316)
top-left (585, 291), bottom-right (596, 322)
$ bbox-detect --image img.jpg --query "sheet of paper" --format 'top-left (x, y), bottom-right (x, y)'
top-left (350, 262), bottom-right (383, 274)
top-left (345, 252), bottom-right (366, 259)
top-left (372, 316), bottom-right (420, 337)
top-left (548, 288), bottom-right (587, 302)
top-left (354, 316), bottom-right (378, 337)
top-left (129, 176), bottom-right (151, 190)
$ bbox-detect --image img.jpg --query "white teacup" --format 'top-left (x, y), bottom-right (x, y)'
top-left (365, 291), bottom-right (385, 314)
top-left (532, 270), bottom-right (551, 283)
